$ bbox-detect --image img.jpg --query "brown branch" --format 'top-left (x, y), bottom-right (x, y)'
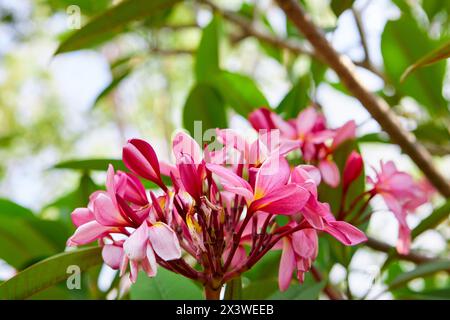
top-left (311, 266), bottom-right (344, 300)
top-left (365, 237), bottom-right (436, 264)
top-left (275, 0), bottom-right (450, 198)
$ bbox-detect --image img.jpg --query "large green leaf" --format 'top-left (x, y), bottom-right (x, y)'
top-left (387, 260), bottom-right (450, 290)
top-left (401, 40), bottom-right (450, 82)
top-left (130, 268), bottom-right (203, 300)
top-left (195, 17), bottom-right (220, 82)
top-left (411, 200), bottom-right (450, 239)
top-left (396, 288), bottom-right (450, 300)
top-left (381, 15), bottom-right (448, 116)
top-left (0, 247), bottom-right (103, 299)
top-left (0, 199), bottom-right (69, 269)
top-left (242, 278), bottom-right (278, 300)
top-left (182, 83), bottom-right (227, 135)
top-left (55, 0), bottom-right (181, 54)
top-left (212, 71), bottom-right (269, 117)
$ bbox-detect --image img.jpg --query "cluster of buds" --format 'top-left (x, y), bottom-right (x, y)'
top-left (67, 106), bottom-right (432, 298)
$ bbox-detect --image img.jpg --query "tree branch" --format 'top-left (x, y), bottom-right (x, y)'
top-left (365, 237), bottom-right (436, 264)
top-left (275, 0), bottom-right (450, 198)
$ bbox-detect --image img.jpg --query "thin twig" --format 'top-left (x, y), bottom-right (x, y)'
top-left (365, 237), bottom-right (436, 264)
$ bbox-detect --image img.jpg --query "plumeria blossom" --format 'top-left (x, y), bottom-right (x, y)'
top-left (249, 107), bottom-right (356, 187)
top-left (367, 161), bottom-right (431, 255)
top-left (67, 128), bottom-right (367, 295)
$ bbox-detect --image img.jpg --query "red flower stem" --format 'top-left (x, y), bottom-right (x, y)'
top-left (342, 190), bottom-right (372, 218)
top-left (223, 213), bottom-right (252, 271)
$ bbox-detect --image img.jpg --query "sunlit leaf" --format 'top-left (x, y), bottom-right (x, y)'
top-left (412, 200), bottom-right (450, 239)
top-left (381, 15), bottom-right (448, 116)
top-left (212, 71), bottom-right (269, 117)
top-left (401, 40), bottom-right (450, 82)
top-left (387, 260), bottom-right (450, 290)
top-left (55, 0), bottom-right (181, 54)
top-left (195, 16), bottom-right (221, 82)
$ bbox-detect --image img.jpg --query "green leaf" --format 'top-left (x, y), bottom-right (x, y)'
top-left (330, 0), bottom-right (354, 17)
top-left (396, 287), bottom-right (450, 300)
top-left (401, 40), bottom-right (450, 82)
top-left (387, 260), bottom-right (450, 290)
top-left (182, 83), bottom-right (227, 135)
top-left (412, 200), bottom-right (450, 239)
top-left (413, 121), bottom-right (450, 144)
top-left (195, 17), bottom-right (220, 82)
top-left (268, 278), bottom-right (325, 300)
top-left (130, 268), bottom-right (203, 300)
top-left (381, 15), bottom-right (448, 116)
top-left (0, 199), bottom-right (69, 269)
top-left (55, 0), bottom-right (181, 54)
top-left (0, 247), bottom-right (103, 299)
top-left (52, 159), bottom-right (127, 171)
top-left (422, 0), bottom-right (450, 22)
top-left (277, 76), bottom-right (311, 118)
top-left (46, 0), bottom-right (112, 15)
top-left (242, 278), bottom-right (278, 300)
top-left (357, 132), bottom-right (391, 144)
top-left (224, 277), bottom-right (242, 300)
top-left (212, 71), bottom-right (269, 117)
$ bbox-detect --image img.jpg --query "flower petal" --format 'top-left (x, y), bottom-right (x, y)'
top-left (254, 156), bottom-right (290, 200)
top-left (123, 222), bottom-right (149, 261)
top-left (173, 131), bottom-right (202, 164)
top-left (67, 221), bottom-right (116, 246)
top-left (206, 163), bottom-right (253, 201)
top-left (278, 238), bottom-right (295, 292)
top-left (324, 220), bottom-right (367, 245)
top-left (71, 208), bottom-right (94, 227)
top-left (122, 139), bottom-right (162, 186)
top-left (250, 184), bottom-right (309, 215)
top-left (148, 222), bottom-right (182, 261)
top-left (102, 244), bottom-right (124, 270)
top-left (93, 193), bottom-right (128, 226)
top-left (319, 159), bottom-right (340, 188)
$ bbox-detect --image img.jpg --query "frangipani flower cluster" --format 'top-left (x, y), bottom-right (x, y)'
top-left (67, 106), bottom-right (433, 298)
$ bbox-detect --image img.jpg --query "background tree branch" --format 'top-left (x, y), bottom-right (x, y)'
top-left (275, 0), bottom-right (450, 198)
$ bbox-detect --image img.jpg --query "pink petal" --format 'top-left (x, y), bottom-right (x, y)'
top-left (67, 221), bottom-right (116, 246)
top-left (250, 184), bottom-right (309, 215)
top-left (291, 228), bottom-right (318, 258)
top-left (296, 107), bottom-right (318, 136)
top-left (332, 120), bottom-right (356, 149)
top-left (206, 163), bottom-right (253, 201)
top-left (123, 222), bottom-right (149, 261)
top-left (102, 244), bottom-right (124, 269)
top-left (324, 220), bottom-right (367, 245)
top-left (248, 108), bottom-right (276, 131)
top-left (397, 225), bottom-right (411, 255)
top-left (216, 129), bottom-right (250, 156)
top-left (71, 208), bottom-right (94, 227)
top-left (319, 159), bottom-right (340, 188)
top-left (278, 238), bottom-right (295, 292)
top-left (148, 222), bottom-right (182, 261)
top-left (223, 245), bottom-right (247, 269)
top-left (122, 139), bottom-right (162, 186)
top-left (254, 156), bottom-right (290, 200)
top-left (93, 193), bottom-right (128, 226)
top-left (142, 245), bottom-right (157, 277)
top-left (271, 113), bottom-right (297, 139)
top-left (173, 131), bottom-right (202, 164)
top-left (177, 154), bottom-right (203, 200)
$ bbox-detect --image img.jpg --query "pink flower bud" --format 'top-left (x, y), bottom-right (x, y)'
top-left (343, 151), bottom-right (363, 190)
top-left (122, 139), bottom-right (165, 190)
